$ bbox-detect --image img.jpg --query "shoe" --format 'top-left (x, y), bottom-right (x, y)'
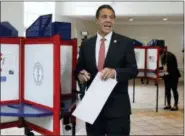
top-left (163, 105), bottom-right (171, 110)
top-left (171, 106), bottom-right (178, 111)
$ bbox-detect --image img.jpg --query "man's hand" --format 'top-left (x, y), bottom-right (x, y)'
top-left (100, 68), bottom-right (116, 80)
top-left (78, 70), bottom-right (91, 84)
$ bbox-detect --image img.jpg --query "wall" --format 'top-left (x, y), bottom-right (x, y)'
top-left (56, 2), bottom-right (183, 17)
top-left (1, 2), bottom-right (24, 36)
top-left (114, 24), bottom-right (184, 69)
top-left (24, 2), bottom-right (55, 28)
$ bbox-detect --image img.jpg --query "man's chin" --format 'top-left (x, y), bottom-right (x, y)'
top-left (103, 30), bottom-right (112, 35)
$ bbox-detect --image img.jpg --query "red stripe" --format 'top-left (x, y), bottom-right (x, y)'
top-left (60, 40), bottom-right (74, 45)
top-left (26, 121), bottom-right (55, 135)
top-left (72, 39), bottom-right (78, 91)
top-left (0, 100), bottom-right (19, 105)
top-left (156, 47), bottom-right (160, 82)
top-left (19, 38), bottom-right (25, 103)
top-left (0, 121), bottom-right (20, 129)
top-left (24, 100), bottom-right (54, 112)
top-left (0, 38), bottom-right (21, 44)
top-left (24, 37), bottom-right (54, 44)
top-left (134, 46), bottom-right (146, 49)
top-left (53, 35), bottom-right (61, 135)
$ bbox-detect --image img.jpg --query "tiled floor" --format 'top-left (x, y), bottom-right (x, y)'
top-left (1, 79), bottom-right (184, 135)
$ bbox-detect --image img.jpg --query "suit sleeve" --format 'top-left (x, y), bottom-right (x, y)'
top-left (116, 40), bottom-right (139, 82)
top-left (74, 41), bottom-right (86, 80)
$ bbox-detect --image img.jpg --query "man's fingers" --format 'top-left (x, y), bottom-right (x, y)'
top-left (86, 75), bottom-right (91, 80)
top-left (84, 71), bottom-right (91, 77)
top-left (101, 70), bottom-right (109, 80)
top-left (100, 68), bottom-right (115, 80)
top-left (80, 70), bottom-right (91, 78)
top-left (78, 75), bottom-right (84, 83)
top-left (78, 71), bottom-right (91, 83)
top-left (103, 71), bottom-right (110, 80)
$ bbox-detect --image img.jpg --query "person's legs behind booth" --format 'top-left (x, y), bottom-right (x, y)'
top-left (163, 75), bottom-right (179, 111)
top-left (163, 75), bottom-right (172, 109)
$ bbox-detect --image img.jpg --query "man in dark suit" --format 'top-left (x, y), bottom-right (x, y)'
top-left (159, 48), bottom-right (181, 111)
top-left (75, 4), bottom-right (138, 136)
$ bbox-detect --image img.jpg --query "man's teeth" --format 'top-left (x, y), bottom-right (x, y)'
top-left (104, 25), bottom-right (110, 27)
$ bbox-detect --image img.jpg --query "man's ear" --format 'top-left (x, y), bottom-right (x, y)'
top-left (95, 18), bottom-right (99, 24)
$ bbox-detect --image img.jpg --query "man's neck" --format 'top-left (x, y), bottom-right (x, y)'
top-left (97, 31), bottom-right (112, 38)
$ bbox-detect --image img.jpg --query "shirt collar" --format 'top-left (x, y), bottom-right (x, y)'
top-left (97, 31), bottom-right (113, 42)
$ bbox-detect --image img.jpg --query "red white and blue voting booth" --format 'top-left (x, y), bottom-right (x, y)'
top-left (133, 46), bottom-right (167, 112)
top-left (0, 35), bottom-right (77, 135)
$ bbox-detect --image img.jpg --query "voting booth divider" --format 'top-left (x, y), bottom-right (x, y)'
top-left (0, 35), bottom-right (77, 135)
top-left (133, 46), bottom-right (167, 112)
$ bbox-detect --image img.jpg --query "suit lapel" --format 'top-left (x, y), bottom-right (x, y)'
top-left (104, 32), bottom-right (118, 67)
top-left (90, 35), bottom-right (98, 70)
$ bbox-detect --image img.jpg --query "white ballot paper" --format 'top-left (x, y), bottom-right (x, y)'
top-left (72, 72), bottom-right (117, 124)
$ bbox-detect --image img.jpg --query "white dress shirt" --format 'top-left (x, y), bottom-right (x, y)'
top-left (95, 31), bottom-right (113, 66)
top-left (95, 31), bottom-right (116, 79)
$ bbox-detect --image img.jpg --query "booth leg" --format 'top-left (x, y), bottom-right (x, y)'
top-left (133, 79), bottom-right (135, 103)
top-left (146, 79), bottom-right (149, 84)
top-left (25, 127), bottom-right (35, 136)
top-left (156, 83), bottom-right (159, 112)
top-left (18, 117), bottom-right (35, 136)
top-left (72, 122), bottom-right (76, 136)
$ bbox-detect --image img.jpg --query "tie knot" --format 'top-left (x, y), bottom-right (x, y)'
top-left (101, 38), bottom-right (106, 42)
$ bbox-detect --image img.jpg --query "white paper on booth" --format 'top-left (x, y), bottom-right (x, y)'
top-left (72, 72), bottom-right (117, 124)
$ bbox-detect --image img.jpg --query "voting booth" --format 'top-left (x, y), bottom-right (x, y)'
top-left (134, 47), bottom-right (146, 78)
top-left (133, 46), bottom-right (167, 112)
top-left (132, 47), bottom-right (146, 103)
top-left (60, 39), bottom-right (78, 136)
top-left (0, 35), bottom-right (78, 135)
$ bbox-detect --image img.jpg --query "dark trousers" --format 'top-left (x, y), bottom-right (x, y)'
top-left (86, 113), bottom-right (130, 136)
top-left (164, 75), bottom-right (179, 106)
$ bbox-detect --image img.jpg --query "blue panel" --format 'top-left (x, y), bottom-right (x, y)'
top-left (0, 103), bottom-right (53, 117)
top-left (26, 14), bottom-right (52, 38)
top-left (147, 39), bottom-right (165, 48)
top-left (0, 76), bottom-right (7, 82)
top-left (0, 22), bottom-right (18, 37)
top-left (25, 14), bottom-right (71, 40)
top-left (132, 39), bottom-right (143, 46)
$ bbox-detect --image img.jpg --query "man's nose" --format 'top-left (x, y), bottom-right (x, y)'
top-left (105, 17), bottom-right (112, 21)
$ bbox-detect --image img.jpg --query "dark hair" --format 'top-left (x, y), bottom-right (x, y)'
top-left (96, 4), bottom-right (116, 19)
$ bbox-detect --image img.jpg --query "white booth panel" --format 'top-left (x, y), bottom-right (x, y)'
top-left (24, 44), bottom-right (54, 107)
top-left (134, 48), bottom-right (145, 69)
top-left (60, 46), bottom-right (72, 94)
top-left (1, 44), bottom-right (19, 101)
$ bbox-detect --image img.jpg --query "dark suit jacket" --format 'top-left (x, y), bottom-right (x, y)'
top-left (75, 32), bottom-right (139, 117)
top-left (160, 51), bottom-right (181, 78)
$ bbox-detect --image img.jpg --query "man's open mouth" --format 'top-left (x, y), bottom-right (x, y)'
top-left (104, 25), bottom-right (111, 28)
